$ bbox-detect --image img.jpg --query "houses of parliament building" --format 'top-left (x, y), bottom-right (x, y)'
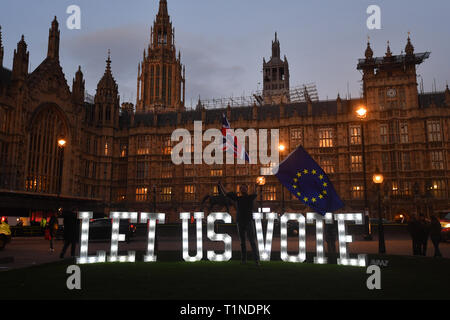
top-left (0, 0), bottom-right (449, 222)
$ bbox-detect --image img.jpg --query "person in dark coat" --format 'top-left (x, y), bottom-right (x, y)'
top-left (325, 221), bottom-right (337, 255)
top-left (418, 214), bottom-right (430, 256)
top-left (407, 215), bottom-right (421, 255)
top-left (429, 216), bottom-right (442, 258)
top-left (219, 182), bottom-right (260, 265)
top-left (60, 209), bottom-right (80, 259)
top-left (47, 215), bottom-right (58, 252)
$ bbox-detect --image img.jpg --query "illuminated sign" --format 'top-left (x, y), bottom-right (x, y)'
top-left (76, 211), bottom-right (367, 267)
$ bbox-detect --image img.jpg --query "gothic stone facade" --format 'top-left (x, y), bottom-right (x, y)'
top-left (0, 6), bottom-right (449, 222)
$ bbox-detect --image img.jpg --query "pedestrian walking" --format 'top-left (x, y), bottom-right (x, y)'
top-left (429, 216), bottom-right (442, 258)
top-left (418, 214), bottom-right (430, 256)
top-left (47, 215), bottom-right (58, 252)
top-left (407, 215), bottom-right (421, 255)
top-left (60, 208), bottom-right (80, 259)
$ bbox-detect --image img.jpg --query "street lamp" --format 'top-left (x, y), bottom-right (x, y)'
top-left (356, 106), bottom-right (371, 240)
top-left (278, 144), bottom-right (286, 213)
top-left (57, 137), bottom-right (66, 215)
top-left (373, 168), bottom-right (386, 254)
top-left (256, 176), bottom-right (266, 211)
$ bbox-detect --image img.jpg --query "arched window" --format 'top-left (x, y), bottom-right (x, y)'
top-left (26, 106), bottom-right (67, 194)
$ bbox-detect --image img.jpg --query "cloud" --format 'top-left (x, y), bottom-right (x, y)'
top-left (60, 24), bottom-right (255, 106)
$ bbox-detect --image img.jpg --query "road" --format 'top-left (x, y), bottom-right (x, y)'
top-left (0, 225), bottom-right (448, 270)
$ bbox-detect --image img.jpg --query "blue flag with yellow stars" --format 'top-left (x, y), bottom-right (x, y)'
top-left (274, 146), bottom-right (344, 215)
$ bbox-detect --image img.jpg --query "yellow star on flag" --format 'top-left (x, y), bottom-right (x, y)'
top-left (303, 169), bottom-right (309, 174)
top-left (303, 197), bottom-right (308, 202)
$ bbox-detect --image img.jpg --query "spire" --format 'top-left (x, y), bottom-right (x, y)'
top-left (272, 32), bottom-right (280, 59)
top-left (405, 32), bottom-right (414, 56)
top-left (385, 41), bottom-right (392, 58)
top-left (106, 49), bottom-right (111, 73)
top-left (158, 0), bottom-right (168, 17)
top-left (47, 16), bottom-right (60, 60)
top-left (97, 50), bottom-right (118, 92)
top-left (365, 36), bottom-right (373, 60)
top-left (0, 26), bottom-right (4, 67)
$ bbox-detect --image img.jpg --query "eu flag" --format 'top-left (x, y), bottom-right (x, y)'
top-left (274, 146), bottom-right (344, 215)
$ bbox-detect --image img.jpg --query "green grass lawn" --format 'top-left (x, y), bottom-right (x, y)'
top-left (1, 252), bottom-right (449, 300)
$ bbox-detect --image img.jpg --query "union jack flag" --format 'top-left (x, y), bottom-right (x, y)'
top-left (222, 114), bottom-right (250, 162)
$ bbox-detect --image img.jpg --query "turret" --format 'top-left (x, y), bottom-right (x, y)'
top-left (94, 51), bottom-right (120, 126)
top-left (12, 35), bottom-right (29, 82)
top-left (72, 66), bottom-right (85, 104)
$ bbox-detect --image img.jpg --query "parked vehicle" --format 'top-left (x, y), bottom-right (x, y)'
top-left (438, 212), bottom-right (450, 242)
top-left (85, 218), bottom-right (136, 242)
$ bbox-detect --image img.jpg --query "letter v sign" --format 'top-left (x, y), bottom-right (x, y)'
top-left (253, 211), bottom-right (278, 261)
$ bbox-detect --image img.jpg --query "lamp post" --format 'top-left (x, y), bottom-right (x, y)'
top-left (256, 176), bottom-right (266, 212)
top-left (278, 144), bottom-right (286, 214)
top-left (373, 169), bottom-right (386, 254)
top-left (57, 137), bottom-right (66, 214)
top-left (356, 106), bottom-right (372, 240)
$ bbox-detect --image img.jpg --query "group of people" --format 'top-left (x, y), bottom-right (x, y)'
top-left (44, 209), bottom-right (80, 259)
top-left (408, 213), bottom-right (442, 257)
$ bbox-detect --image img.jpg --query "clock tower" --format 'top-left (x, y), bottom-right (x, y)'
top-left (136, 0), bottom-right (185, 114)
top-left (357, 36), bottom-right (430, 112)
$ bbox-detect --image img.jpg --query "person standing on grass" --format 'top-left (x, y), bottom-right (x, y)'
top-left (325, 221), bottom-right (337, 255)
top-left (218, 182), bottom-right (260, 266)
top-left (429, 216), bottom-right (442, 258)
top-left (60, 208), bottom-right (80, 259)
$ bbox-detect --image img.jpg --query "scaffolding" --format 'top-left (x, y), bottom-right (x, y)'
top-left (188, 83), bottom-right (319, 110)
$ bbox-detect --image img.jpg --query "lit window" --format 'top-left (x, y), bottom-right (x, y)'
top-left (184, 185), bottom-right (195, 201)
top-left (431, 151), bottom-right (444, 170)
top-left (161, 163), bottom-right (173, 179)
top-left (431, 180), bottom-right (446, 198)
top-left (349, 126), bottom-right (361, 145)
top-left (136, 187), bottom-right (148, 202)
top-left (290, 128), bottom-right (303, 148)
top-left (162, 137), bottom-right (172, 155)
top-left (120, 144), bottom-right (128, 157)
top-left (320, 158), bottom-right (335, 174)
top-left (351, 155), bottom-right (363, 172)
top-left (319, 128), bottom-right (334, 148)
top-left (161, 187), bottom-right (172, 202)
top-left (137, 136), bottom-right (151, 155)
top-left (351, 185), bottom-right (364, 199)
top-left (210, 169), bottom-right (223, 177)
top-left (263, 185), bottom-right (277, 201)
top-left (428, 120), bottom-right (442, 142)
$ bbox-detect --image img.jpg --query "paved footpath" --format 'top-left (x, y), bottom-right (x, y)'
top-left (1, 232), bottom-right (448, 271)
